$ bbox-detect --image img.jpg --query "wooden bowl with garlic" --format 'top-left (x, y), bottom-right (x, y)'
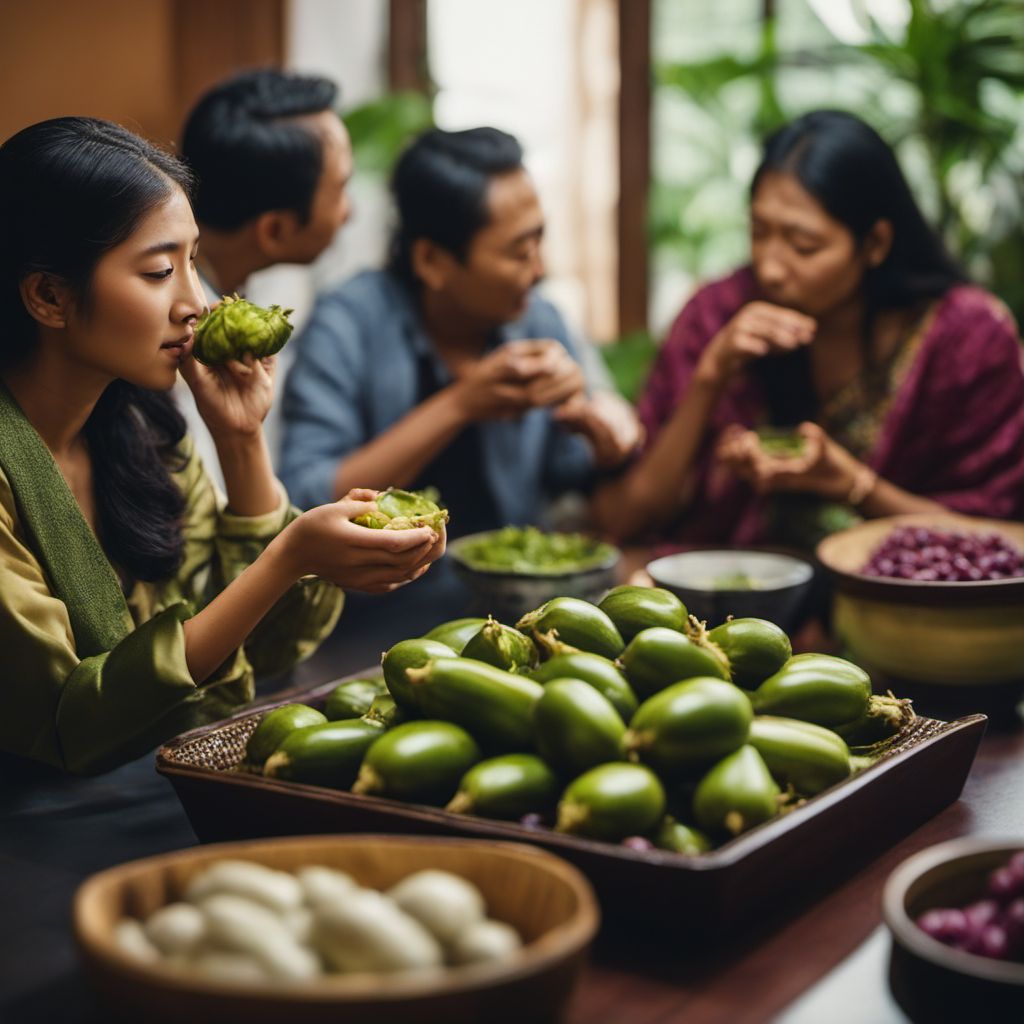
top-left (73, 834), bottom-right (599, 1024)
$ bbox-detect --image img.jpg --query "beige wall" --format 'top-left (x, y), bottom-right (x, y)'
top-left (0, 1), bottom-right (177, 145)
top-left (0, 0), bottom-right (283, 148)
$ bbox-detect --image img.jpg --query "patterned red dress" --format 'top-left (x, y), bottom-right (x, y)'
top-left (638, 267), bottom-right (1024, 549)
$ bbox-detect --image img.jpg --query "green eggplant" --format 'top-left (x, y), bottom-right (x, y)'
top-left (244, 703), bottom-right (326, 769)
top-left (707, 617), bottom-right (792, 689)
top-left (749, 654), bottom-right (872, 727)
top-left (693, 745), bottom-right (781, 836)
top-left (654, 817), bottom-right (712, 855)
top-left (517, 597), bottom-right (624, 659)
top-left (533, 678), bottom-right (626, 776)
top-left (446, 754), bottom-right (560, 819)
top-left (597, 585), bottom-right (687, 642)
top-left (263, 719), bottom-right (383, 788)
top-left (381, 637), bottom-right (454, 709)
top-left (623, 676), bottom-right (752, 776)
top-left (748, 716), bottom-right (851, 795)
top-left (360, 693), bottom-right (410, 730)
top-left (422, 617), bottom-right (488, 655)
top-left (352, 721), bottom-right (481, 805)
top-left (556, 763), bottom-right (666, 841)
top-left (324, 678), bottom-right (387, 721)
top-left (405, 656), bottom-right (543, 752)
top-left (618, 626), bottom-right (730, 699)
top-left (531, 651), bottom-right (638, 722)
top-left (462, 616), bottom-right (539, 673)
top-left (832, 693), bottom-right (915, 745)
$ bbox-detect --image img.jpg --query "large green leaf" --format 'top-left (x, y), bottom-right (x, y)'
top-left (342, 92), bottom-right (435, 176)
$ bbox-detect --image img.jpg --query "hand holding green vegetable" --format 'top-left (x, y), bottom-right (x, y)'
top-left (179, 345), bottom-right (277, 441)
top-left (279, 488), bottom-right (445, 593)
top-left (716, 421), bottom-right (872, 503)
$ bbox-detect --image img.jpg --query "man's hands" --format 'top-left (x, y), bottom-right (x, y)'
top-left (281, 488), bottom-right (446, 593)
top-left (450, 339), bottom-right (584, 422)
top-left (447, 339), bottom-right (641, 469)
top-left (553, 390), bottom-right (643, 469)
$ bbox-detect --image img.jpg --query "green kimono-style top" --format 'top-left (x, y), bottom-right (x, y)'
top-left (0, 421), bottom-right (343, 776)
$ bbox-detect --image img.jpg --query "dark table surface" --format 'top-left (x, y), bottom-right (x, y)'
top-left (2, 568), bottom-right (1022, 1024)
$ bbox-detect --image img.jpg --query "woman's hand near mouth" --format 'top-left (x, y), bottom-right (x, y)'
top-left (179, 351), bottom-right (276, 442)
top-left (179, 351), bottom-right (281, 517)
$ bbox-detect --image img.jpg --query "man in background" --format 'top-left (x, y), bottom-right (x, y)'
top-left (177, 68), bottom-right (353, 479)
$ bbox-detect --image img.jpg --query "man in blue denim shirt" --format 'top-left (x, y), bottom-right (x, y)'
top-left (279, 127), bottom-right (640, 534)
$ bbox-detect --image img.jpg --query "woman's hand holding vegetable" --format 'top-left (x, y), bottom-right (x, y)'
top-left (179, 350), bottom-right (276, 442)
top-left (716, 422), bottom-right (874, 504)
top-left (183, 488), bottom-right (444, 683)
top-left (696, 302), bottom-right (816, 385)
top-left (280, 488), bottom-right (446, 594)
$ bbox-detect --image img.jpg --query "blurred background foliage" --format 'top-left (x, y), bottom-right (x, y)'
top-left (609, 0), bottom-right (1024, 400)
top-left (342, 90), bottom-right (435, 175)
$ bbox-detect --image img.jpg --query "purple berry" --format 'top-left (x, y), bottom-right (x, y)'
top-left (988, 866), bottom-right (1022, 902)
top-left (965, 899), bottom-right (1000, 930)
top-left (917, 907), bottom-right (969, 944)
top-left (978, 923), bottom-right (1011, 959)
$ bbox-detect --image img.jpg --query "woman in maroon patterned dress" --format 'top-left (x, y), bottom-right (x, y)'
top-left (593, 110), bottom-right (1024, 551)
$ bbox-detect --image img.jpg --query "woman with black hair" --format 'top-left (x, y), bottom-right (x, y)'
top-left (594, 109), bottom-right (1024, 548)
top-left (0, 117), bottom-right (444, 774)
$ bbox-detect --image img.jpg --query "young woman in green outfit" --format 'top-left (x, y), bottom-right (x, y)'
top-left (0, 117), bottom-right (444, 774)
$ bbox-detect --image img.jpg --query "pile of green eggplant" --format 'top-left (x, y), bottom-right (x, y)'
top-left (242, 587), bottom-right (915, 854)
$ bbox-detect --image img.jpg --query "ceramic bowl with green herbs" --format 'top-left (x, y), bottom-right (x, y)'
top-left (447, 527), bottom-right (620, 622)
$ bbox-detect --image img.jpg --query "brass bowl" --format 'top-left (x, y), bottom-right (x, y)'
top-left (883, 837), bottom-right (1024, 1022)
top-left (816, 513), bottom-right (1024, 690)
top-left (73, 834), bottom-right (599, 1024)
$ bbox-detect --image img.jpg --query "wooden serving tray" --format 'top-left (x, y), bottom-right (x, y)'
top-left (156, 673), bottom-right (986, 936)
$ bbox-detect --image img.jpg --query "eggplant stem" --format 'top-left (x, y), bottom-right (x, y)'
top-left (446, 791), bottom-right (473, 814)
top-left (351, 764), bottom-right (382, 795)
top-left (555, 801), bottom-right (589, 833)
top-left (685, 614), bottom-right (732, 677)
top-left (724, 810), bottom-right (745, 836)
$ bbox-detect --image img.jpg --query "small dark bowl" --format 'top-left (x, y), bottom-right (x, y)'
top-left (447, 532), bottom-right (620, 622)
top-left (883, 838), bottom-right (1024, 1023)
top-left (646, 549), bottom-right (814, 631)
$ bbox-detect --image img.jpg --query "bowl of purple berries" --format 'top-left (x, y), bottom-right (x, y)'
top-left (883, 838), bottom-right (1024, 1022)
top-left (816, 514), bottom-right (1024, 692)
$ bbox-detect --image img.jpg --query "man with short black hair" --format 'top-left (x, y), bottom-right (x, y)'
top-left (176, 69), bottom-right (352, 482)
top-left (279, 126), bottom-right (640, 535)
top-left (181, 68), bottom-right (352, 299)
